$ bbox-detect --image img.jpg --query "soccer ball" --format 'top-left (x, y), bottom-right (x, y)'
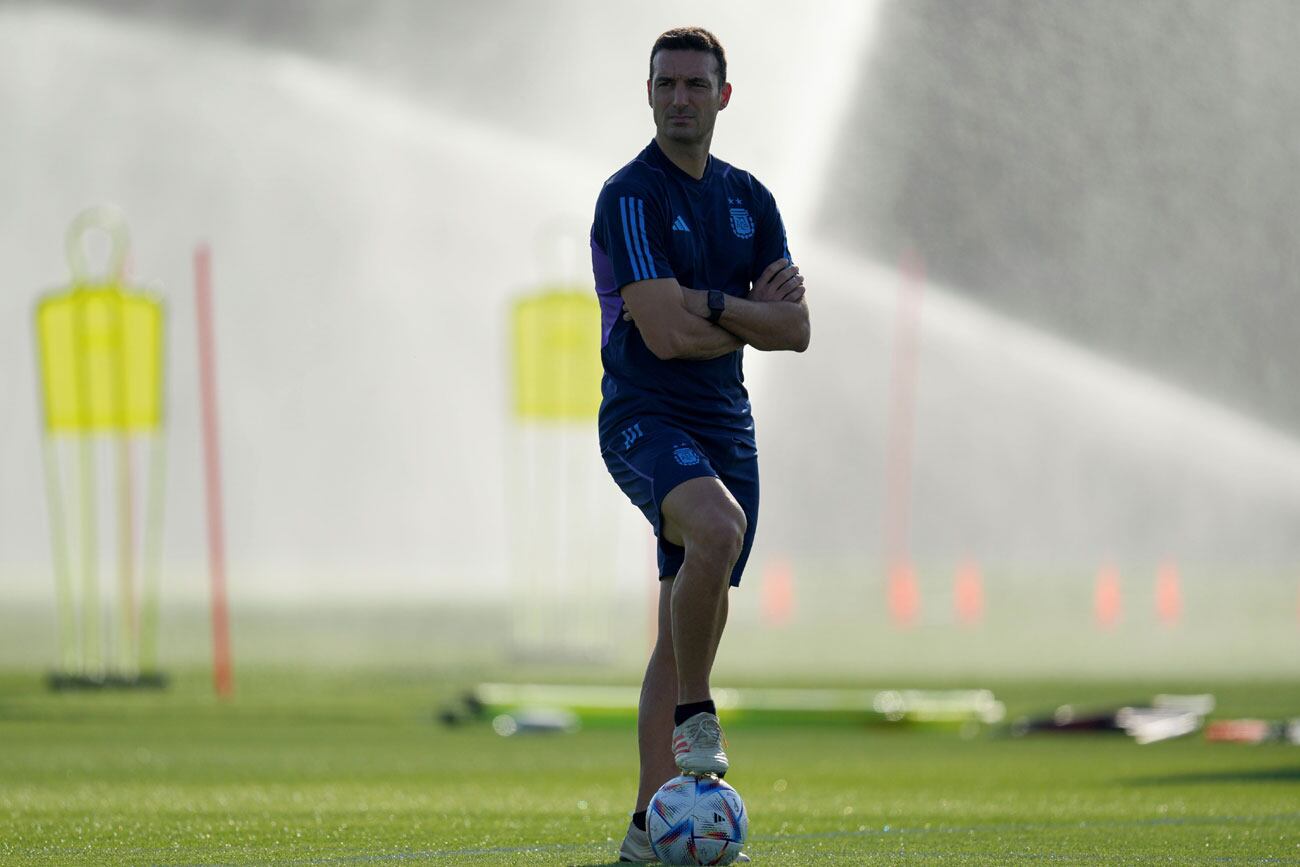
top-left (647, 774), bottom-right (747, 866)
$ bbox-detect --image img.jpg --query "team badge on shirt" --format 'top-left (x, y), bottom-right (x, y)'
top-left (728, 199), bottom-right (754, 239)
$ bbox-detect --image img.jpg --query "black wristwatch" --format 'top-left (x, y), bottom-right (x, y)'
top-left (707, 289), bottom-right (726, 324)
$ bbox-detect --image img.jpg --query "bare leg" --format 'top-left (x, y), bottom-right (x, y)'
top-left (660, 477), bottom-right (746, 704)
top-left (633, 477), bottom-right (743, 811)
top-left (634, 584), bottom-right (734, 810)
top-left (635, 578), bottom-right (681, 811)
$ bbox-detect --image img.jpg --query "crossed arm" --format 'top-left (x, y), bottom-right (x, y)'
top-left (620, 259), bottom-right (810, 360)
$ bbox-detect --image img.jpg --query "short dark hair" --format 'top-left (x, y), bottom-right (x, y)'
top-left (649, 27), bottom-right (727, 88)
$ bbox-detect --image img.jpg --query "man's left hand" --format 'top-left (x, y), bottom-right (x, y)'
top-left (750, 258), bottom-right (805, 303)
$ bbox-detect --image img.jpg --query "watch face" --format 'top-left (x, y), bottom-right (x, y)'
top-left (707, 291), bottom-right (725, 322)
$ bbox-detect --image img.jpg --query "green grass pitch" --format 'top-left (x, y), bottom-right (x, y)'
top-left (2, 670), bottom-right (1299, 864)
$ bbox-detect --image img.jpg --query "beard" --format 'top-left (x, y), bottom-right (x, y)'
top-left (658, 114), bottom-right (711, 145)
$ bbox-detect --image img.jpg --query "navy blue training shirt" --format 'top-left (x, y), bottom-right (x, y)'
top-left (590, 138), bottom-right (791, 442)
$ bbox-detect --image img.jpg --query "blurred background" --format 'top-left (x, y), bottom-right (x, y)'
top-left (2, 0), bottom-right (1298, 682)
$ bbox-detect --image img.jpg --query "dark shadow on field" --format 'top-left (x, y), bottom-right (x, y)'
top-left (1125, 766), bottom-right (1300, 785)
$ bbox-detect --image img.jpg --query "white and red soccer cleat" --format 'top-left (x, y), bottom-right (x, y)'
top-left (618, 820), bottom-right (656, 863)
top-left (672, 711), bottom-right (729, 776)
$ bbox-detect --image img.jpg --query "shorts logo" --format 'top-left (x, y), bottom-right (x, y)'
top-left (620, 422), bottom-right (644, 450)
top-left (728, 201), bottom-right (754, 239)
top-left (673, 446), bottom-right (701, 466)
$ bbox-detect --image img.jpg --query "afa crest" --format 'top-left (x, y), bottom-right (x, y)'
top-left (673, 447), bottom-right (701, 467)
top-left (729, 207), bottom-right (754, 239)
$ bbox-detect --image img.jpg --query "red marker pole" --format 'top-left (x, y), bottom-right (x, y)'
top-left (195, 244), bottom-right (233, 698)
top-left (883, 249), bottom-right (924, 627)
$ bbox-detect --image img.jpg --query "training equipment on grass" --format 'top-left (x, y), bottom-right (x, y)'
top-left (1116, 694), bottom-right (1213, 744)
top-left (488, 707), bottom-right (580, 736)
top-left (33, 206), bottom-right (167, 688)
top-left (648, 774), bottom-right (747, 866)
top-left (1011, 693), bottom-right (1214, 744)
top-left (1205, 718), bottom-right (1300, 745)
top-left (450, 682), bottom-right (1005, 730)
top-left (1115, 706), bottom-right (1202, 745)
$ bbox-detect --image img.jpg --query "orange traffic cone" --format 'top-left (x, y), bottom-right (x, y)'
top-left (761, 557), bottom-right (795, 628)
top-left (1155, 560), bottom-right (1182, 627)
top-left (1095, 564), bottom-right (1121, 630)
top-left (889, 561), bottom-right (920, 627)
top-left (954, 560), bottom-right (984, 626)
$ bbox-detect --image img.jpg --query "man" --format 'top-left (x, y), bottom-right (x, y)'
top-left (590, 26), bottom-right (809, 863)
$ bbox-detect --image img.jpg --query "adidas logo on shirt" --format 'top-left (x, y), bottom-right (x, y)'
top-left (672, 216), bottom-right (690, 232)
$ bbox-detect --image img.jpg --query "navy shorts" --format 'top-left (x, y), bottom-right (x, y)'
top-left (601, 416), bottom-right (759, 587)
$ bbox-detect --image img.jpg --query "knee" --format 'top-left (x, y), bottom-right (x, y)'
top-left (687, 502), bottom-right (747, 570)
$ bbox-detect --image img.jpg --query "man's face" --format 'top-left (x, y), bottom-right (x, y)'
top-left (648, 49), bottom-right (732, 145)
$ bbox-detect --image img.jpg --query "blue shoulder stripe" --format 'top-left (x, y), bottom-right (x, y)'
top-left (636, 198), bottom-right (658, 279)
top-left (618, 196), bottom-right (645, 282)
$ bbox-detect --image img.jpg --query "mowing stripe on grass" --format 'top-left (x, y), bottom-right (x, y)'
top-left (227, 812), bottom-right (1300, 865)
